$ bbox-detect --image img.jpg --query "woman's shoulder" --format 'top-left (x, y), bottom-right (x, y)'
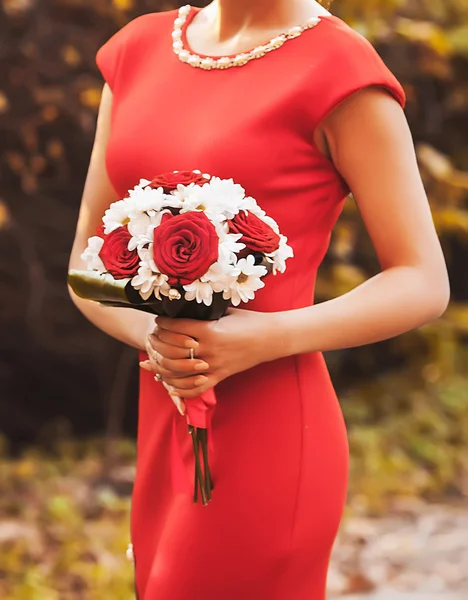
top-left (96, 9), bottom-right (177, 90)
top-left (298, 13), bottom-right (406, 128)
top-left (312, 13), bottom-right (389, 62)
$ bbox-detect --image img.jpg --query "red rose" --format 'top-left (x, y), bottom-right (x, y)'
top-left (228, 211), bottom-right (280, 254)
top-left (99, 226), bottom-right (140, 279)
top-left (153, 212), bottom-right (219, 286)
top-left (149, 170), bottom-right (210, 193)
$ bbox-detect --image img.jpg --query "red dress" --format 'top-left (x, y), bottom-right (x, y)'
top-left (96, 6), bottom-right (405, 599)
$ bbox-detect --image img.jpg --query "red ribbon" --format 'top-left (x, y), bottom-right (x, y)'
top-left (170, 389), bottom-right (217, 496)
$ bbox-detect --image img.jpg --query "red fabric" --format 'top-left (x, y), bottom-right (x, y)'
top-left (96, 7), bottom-right (405, 599)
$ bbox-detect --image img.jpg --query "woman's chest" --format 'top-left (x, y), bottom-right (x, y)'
top-left (107, 58), bottom-right (317, 194)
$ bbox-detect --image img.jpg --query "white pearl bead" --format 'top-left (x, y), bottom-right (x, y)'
top-left (201, 57), bottom-right (215, 69)
top-left (251, 46), bottom-right (266, 58)
top-left (173, 40), bottom-right (183, 52)
top-left (307, 16), bottom-right (321, 26)
top-left (271, 35), bottom-right (286, 46)
top-left (179, 4), bottom-right (190, 14)
top-left (188, 54), bottom-right (201, 67)
top-left (234, 53), bottom-right (249, 65)
top-left (178, 50), bottom-right (190, 62)
top-left (174, 17), bottom-right (184, 28)
top-left (287, 26), bottom-right (303, 38)
top-left (172, 29), bottom-right (182, 39)
top-left (217, 57), bottom-right (232, 68)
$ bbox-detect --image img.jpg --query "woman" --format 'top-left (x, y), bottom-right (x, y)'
top-left (69, 0), bottom-right (450, 598)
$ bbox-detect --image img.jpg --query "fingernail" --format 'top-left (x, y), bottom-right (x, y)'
top-left (194, 376), bottom-right (207, 386)
top-left (172, 396), bottom-right (185, 415)
top-left (139, 362), bottom-right (152, 371)
top-left (194, 362), bottom-right (209, 371)
top-left (185, 340), bottom-right (198, 349)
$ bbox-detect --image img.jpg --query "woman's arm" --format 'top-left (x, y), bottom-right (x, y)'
top-left (68, 83), bottom-right (154, 350)
top-left (143, 87), bottom-right (450, 399)
top-left (280, 85), bottom-right (450, 355)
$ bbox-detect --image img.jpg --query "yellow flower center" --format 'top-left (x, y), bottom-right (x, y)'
top-left (237, 273), bottom-right (249, 284)
top-left (196, 204), bottom-right (206, 211)
top-left (122, 217), bottom-right (130, 225)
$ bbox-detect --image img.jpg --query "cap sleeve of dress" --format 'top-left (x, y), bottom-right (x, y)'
top-left (308, 17), bottom-right (406, 132)
top-left (95, 15), bottom-right (147, 92)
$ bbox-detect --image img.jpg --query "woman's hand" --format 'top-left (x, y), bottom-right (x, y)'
top-left (139, 308), bottom-right (281, 401)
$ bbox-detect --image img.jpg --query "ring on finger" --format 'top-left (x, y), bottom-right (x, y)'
top-left (188, 347), bottom-right (195, 360)
top-left (150, 349), bottom-right (160, 364)
top-left (155, 373), bottom-right (163, 382)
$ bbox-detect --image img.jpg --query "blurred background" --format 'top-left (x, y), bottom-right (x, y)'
top-left (1, 0), bottom-right (467, 598)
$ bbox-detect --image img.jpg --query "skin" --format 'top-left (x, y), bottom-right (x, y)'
top-left (69, 0), bottom-right (450, 416)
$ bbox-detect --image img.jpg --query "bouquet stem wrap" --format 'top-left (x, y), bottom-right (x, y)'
top-left (171, 390), bottom-right (216, 505)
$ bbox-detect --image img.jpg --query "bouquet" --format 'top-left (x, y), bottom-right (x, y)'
top-left (68, 170), bottom-right (293, 505)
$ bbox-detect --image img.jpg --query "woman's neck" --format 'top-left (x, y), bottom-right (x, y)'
top-left (204, 0), bottom-right (325, 41)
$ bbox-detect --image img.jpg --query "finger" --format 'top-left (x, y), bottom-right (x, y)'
top-left (157, 356), bottom-right (210, 375)
top-left (169, 378), bottom-right (216, 399)
top-left (154, 327), bottom-right (199, 350)
top-left (139, 360), bottom-right (155, 373)
top-left (145, 343), bottom-right (210, 375)
top-left (139, 360), bottom-right (194, 379)
top-left (162, 375), bottom-right (208, 391)
top-left (156, 316), bottom-right (203, 339)
top-left (173, 395), bottom-right (186, 416)
top-left (144, 336), bottom-right (160, 363)
top-left (139, 360), bottom-right (171, 378)
top-left (149, 333), bottom-right (200, 361)
top-left (162, 382), bottom-right (186, 416)
top-left (145, 346), bottom-right (164, 369)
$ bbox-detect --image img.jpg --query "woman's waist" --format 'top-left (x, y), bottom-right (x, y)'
top-left (215, 351), bottom-right (335, 403)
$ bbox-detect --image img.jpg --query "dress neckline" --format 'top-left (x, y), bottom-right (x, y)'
top-left (177, 4), bottom-right (333, 65)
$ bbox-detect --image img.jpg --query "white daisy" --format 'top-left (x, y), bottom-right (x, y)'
top-left (224, 254), bottom-right (267, 306)
top-left (131, 246), bottom-right (170, 300)
top-left (81, 236), bottom-right (105, 272)
top-left (265, 235), bottom-right (294, 275)
top-left (103, 184), bottom-right (180, 235)
top-left (218, 232), bottom-right (245, 262)
top-left (183, 280), bottom-right (215, 306)
top-left (102, 199), bottom-right (134, 234)
top-left (201, 254), bottom-right (240, 290)
top-left (183, 253), bottom-right (241, 306)
top-left (127, 184), bottom-right (182, 214)
top-left (176, 176), bottom-right (246, 221)
top-left (127, 209), bottom-right (173, 251)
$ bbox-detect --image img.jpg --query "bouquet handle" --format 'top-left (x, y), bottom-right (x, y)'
top-left (170, 389), bottom-right (217, 505)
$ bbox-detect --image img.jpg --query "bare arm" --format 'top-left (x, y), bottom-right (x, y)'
top-left (68, 84), bottom-right (154, 350)
top-left (279, 86), bottom-right (450, 355)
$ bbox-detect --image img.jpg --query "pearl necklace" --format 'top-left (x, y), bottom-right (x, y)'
top-left (172, 4), bottom-right (322, 70)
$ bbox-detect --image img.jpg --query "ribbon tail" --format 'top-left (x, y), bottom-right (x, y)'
top-left (170, 390), bottom-right (218, 500)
